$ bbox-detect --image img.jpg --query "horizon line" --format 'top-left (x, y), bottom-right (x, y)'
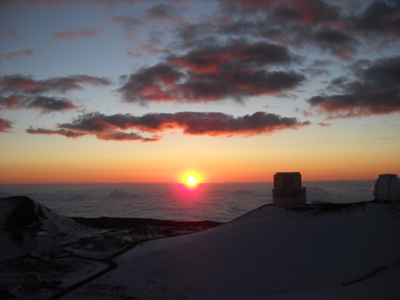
top-left (0, 179), bottom-right (378, 185)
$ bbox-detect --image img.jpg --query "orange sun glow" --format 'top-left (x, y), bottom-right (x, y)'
top-left (178, 170), bottom-right (205, 188)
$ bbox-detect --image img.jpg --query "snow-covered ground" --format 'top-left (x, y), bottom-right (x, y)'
top-left (1, 196), bottom-right (400, 299)
top-left (63, 203), bottom-right (400, 300)
top-left (0, 255), bottom-right (107, 300)
top-left (0, 196), bottom-right (219, 299)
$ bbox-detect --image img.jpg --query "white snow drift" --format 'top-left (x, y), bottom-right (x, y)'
top-left (64, 203), bottom-right (400, 299)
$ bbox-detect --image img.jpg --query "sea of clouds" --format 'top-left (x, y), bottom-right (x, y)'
top-left (0, 181), bottom-right (374, 222)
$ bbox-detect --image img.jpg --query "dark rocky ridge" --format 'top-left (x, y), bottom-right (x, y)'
top-left (72, 217), bottom-right (222, 230)
top-left (3, 196), bottom-right (46, 230)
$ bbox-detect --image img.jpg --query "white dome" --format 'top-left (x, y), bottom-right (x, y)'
top-left (372, 174), bottom-right (400, 201)
top-left (22, 272), bottom-right (41, 291)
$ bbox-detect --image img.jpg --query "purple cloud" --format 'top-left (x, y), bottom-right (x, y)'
top-left (53, 28), bottom-right (99, 41)
top-left (0, 118), bottom-right (13, 132)
top-left (1, 74), bottom-right (111, 112)
top-left (0, 49), bottom-right (34, 61)
top-left (117, 40), bottom-right (304, 105)
top-left (27, 111), bottom-right (310, 141)
top-left (307, 56), bottom-right (400, 118)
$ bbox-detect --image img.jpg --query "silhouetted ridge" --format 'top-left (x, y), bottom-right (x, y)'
top-left (0, 196), bottom-right (97, 261)
top-left (72, 217), bottom-right (222, 230)
top-left (3, 196), bottom-right (46, 230)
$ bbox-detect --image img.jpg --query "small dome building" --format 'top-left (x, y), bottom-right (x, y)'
top-left (22, 272), bottom-right (41, 291)
top-left (372, 174), bottom-right (400, 201)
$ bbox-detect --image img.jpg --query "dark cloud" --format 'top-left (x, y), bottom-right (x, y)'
top-left (7, 28), bottom-right (21, 40)
top-left (27, 111), bottom-right (310, 141)
top-left (97, 131), bottom-right (146, 141)
top-left (118, 66), bottom-right (305, 104)
top-left (59, 113), bottom-right (138, 132)
top-left (169, 40), bottom-right (296, 72)
top-left (196, 0), bottom-right (395, 60)
top-left (1, 0), bottom-right (151, 8)
top-left (0, 95), bottom-right (80, 112)
top-left (0, 49), bottom-right (34, 61)
top-left (144, 3), bottom-right (183, 22)
top-left (0, 74), bottom-right (111, 112)
top-left (217, 18), bottom-right (278, 38)
top-left (142, 135), bottom-right (161, 142)
top-left (53, 28), bottom-right (99, 41)
top-left (175, 0), bottom-right (360, 59)
top-left (175, 17), bottom-right (282, 50)
top-left (217, 0), bottom-right (341, 24)
top-left (270, 25), bottom-right (358, 59)
top-left (312, 59), bottom-right (334, 67)
top-left (217, 0), bottom-right (276, 14)
top-left (317, 122), bottom-right (333, 127)
top-left (117, 40), bottom-right (304, 104)
top-left (27, 125), bottom-right (150, 142)
top-left (117, 64), bottom-right (184, 105)
top-left (26, 127), bottom-right (87, 138)
top-left (112, 16), bottom-right (143, 39)
top-left (273, 6), bottom-right (302, 21)
top-left (312, 27), bottom-right (358, 60)
top-left (54, 111), bottom-right (310, 138)
top-left (301, 67), bottom-right (329, 78)
top-left (0, 117), bottom-right (13, 132)
top-left (307, 56), bottom-right (400, 118)
top-left (302, 60), bottom-right (333, 78)
top-left (27, 112), bottom-right (152, 142)
top-left (175, 22), bottom-right (220, 48)
top-left (215, 0), bottom-right (400, 49)
top-left (354, 0), bottom-right (400, 36)
top-left (272, 0), bottom-right (341, 24)
top-left (165, 111), bottom-right (311, 136)
top-left (326, 76), bottom-right (348, 92)
top-left (1, 74), bottom-right (111, 94)
top-left (27, 96), bottom-right (78, 111)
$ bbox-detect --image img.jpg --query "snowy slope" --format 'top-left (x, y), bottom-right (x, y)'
top-left (0, 196), bottom-right (98, 261)
top-left (64, 202), bottom-right (400, 299)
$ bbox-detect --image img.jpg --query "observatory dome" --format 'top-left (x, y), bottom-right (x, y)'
top-left (22, 272), bottom-right (41, 291)
top-left (372, 174), bottom-right (400, 201)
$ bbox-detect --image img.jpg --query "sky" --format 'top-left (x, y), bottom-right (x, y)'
top-left (0, 0), bottom-right (399, 184)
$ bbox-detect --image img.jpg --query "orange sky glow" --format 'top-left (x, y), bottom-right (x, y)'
top-left (0, 0), bottom-right (399, 185)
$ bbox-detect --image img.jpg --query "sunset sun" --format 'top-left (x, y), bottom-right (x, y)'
top-left (179, 171), bottom-right (204, 188)
top-left (187, 176), bottom-right (197, 185)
